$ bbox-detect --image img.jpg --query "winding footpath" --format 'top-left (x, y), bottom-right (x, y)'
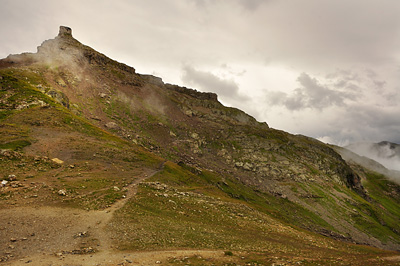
top-left (4, 162), bottom-right (227, 266)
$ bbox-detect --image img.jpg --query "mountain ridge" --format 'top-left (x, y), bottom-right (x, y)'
top-left (1, 26), bottom-right (400, 265)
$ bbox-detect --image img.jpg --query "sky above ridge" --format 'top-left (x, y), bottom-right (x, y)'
top-left (1, 0), bottom-right (400, 145)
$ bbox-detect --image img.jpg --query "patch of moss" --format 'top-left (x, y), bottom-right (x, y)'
top-left (0, 139), bottom-right (31, 151)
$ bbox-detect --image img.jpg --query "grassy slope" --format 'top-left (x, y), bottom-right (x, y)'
top-left (110, 161), bottom-right (399, 265)
top-left (0, 67), bottom-right (163, 210)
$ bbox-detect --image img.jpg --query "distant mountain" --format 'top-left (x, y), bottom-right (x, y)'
top-left (1, 26), bottom-right (400, 264)
top-left (346, 141), bottom-right (400, 171)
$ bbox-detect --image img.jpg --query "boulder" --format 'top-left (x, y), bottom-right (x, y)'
top-left (105, 122), bottom-right (119, 130)
top-left (7, 175), bottom-right (16, 181)
top-left (46, 89), bottom-right (70, 108)
top-left (1, 180), bottom-right (8, 187)
top-left (51, 158), bottom-right (64, 164)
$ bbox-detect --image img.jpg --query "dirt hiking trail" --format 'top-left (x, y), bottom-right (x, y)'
top-left (1, 162), bottom-right (228, 265)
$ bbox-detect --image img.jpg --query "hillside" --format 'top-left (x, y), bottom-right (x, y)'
top-left (1, 26), bottom-right (400, 265)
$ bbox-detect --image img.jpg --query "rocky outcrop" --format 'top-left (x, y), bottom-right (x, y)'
top-left (141, 75), bottom-right (164, 86)
top-left (58, 26), bottom-right (72, 38)
top-left (165, 84), bottom-right (218, 101)
top-left (46, 89), bottom-right (69, 108)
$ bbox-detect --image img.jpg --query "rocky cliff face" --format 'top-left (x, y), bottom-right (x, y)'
top-left (1, 26), bottom-right (400, 256)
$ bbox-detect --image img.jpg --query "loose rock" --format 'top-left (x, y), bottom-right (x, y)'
top-left (51, 158), bottom-right (64, 165)
top-left (58, 189), bottom-right (67, 196)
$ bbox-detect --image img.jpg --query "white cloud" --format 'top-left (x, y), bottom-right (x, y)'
top-left (182, 65), bottom-right (250, 102)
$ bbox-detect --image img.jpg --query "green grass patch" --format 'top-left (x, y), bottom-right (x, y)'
top-left (0, 139), bottom-right (31, 150)
top-left (116, 161), bottom-right (337, 250)
top-left (351, 171), bottom-right (400, 243)
top-left (111, 182), bottom-right (306, 251)
top-left (57, 177), bottom-right (126, 210)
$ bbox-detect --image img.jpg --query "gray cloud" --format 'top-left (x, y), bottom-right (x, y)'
top-left (2, 0), bottom-right (400, 72)
top-left (237, 0), bottom-right (267, 11)
top-left (263, 68), bottom-right (400, 145)
top-left (260, 1), bottom-right (400, 70)
top-left (182, 65), bottom-right (249, 102)
top-left (190, 0), bottom-right (268, 11)
top-left (267, 73), bottom-right (358, 110)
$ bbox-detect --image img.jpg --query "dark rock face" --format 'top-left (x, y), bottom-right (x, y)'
top-left (165, 84), bottom-right (218, 101)
top-left (46, 89), bottom-right (70, 108)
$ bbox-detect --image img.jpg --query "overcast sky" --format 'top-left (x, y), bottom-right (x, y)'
top-left (1, 0), bottom-right (400, 145)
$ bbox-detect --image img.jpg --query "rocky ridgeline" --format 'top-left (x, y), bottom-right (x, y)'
top-left (159, 82), bottom-right (362, 198)
top-left (179, 120), bottom-right (364, 198)
top-left (165, 84), bottom-right (218, 101)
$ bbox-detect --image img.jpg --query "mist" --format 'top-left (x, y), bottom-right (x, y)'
top-left (345, 142), bottom-right (400, 171)
top-left (335, 144), bottom-right (400, 185)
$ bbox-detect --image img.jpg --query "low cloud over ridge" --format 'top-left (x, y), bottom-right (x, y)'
top-left (182, 65), bottom-right (250, 102)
